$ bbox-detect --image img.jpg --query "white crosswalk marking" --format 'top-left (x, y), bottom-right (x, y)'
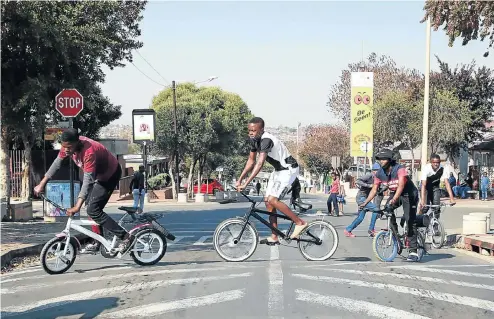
top-left (268, 245), bottom-right (284, 319)
top-left (194, 235), bottom-right (213, 245)
top-left (167, 235), bottom-right (194, 246)
top-left (320, 268), bottom-right (494, 291)
top-left (388, 265), bottom-right (494, 279)
top-left (296, 289), bottom-right (431, 319)
top-left (1, 273), bottom-right (252, 316)
top-left (292, 273), bottom-right (494, 312)
top-left (100, 289), bottom-right (246, 318)
top-left (1, 266), bottom-right (260, 294)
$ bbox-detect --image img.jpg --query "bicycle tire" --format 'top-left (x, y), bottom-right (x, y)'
top-left (430, 218), bottom-right (445, 249)
top-left (372, 230), bottom-right (398, 262)
top-left (297, 220), bottom-right (339, 261)
top-left (40, 237), bottom-right (77, 275)
top-left (130, 228), bottom-right (167, 266)
top-left (213, 217), bottom-right (259, 262)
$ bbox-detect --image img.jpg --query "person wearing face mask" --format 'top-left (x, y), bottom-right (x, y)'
top-left (359, 149), bottom-right (420, 262)
top-left (236, 117), bottom-right (307, 245)
top-left (34, 129), bottom-right (136, 254)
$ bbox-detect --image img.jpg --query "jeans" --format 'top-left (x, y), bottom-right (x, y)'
top-left (481, 186), bottom-right (488, 200)
top-left (425, 187), bottom-right (441, 218)
top-left (86, 165), bottom-right (128, 240)
top-left (327, 193), bottom-right (339, 215)
top-left (133, 189), bottom-right (146, 210)
top-left (346, 196), bottom-right (379, 232)
top-left (453, 186), bottom-right (471, 199)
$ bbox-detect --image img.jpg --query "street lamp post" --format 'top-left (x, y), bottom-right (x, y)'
top-left (421, 17), bottom-right (432, 170)
top-left (171, 76), bottom-right (218, 199)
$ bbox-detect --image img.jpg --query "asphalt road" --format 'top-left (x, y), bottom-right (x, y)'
top-left (2, 194), bottom-right (494, 318)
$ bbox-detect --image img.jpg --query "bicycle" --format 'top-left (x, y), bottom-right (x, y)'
top-left (420, 202), bottom-right (455, 249)
top-left (213, 185), bottom-right (339, 262)
top-left (39, 194), bottom-right (175, 275)
top-left (372, 205), bottom-right (427, 262)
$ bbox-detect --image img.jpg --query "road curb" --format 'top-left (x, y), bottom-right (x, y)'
top-left (1, 234), bottom-right (90, 268)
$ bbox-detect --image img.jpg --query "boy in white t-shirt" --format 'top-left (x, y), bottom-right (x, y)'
top-left (419, 154), bottom-right (456, 216)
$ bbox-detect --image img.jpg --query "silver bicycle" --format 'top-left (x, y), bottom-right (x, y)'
top-left (39, 194), bottom-right (175, 275)
top-left (421, 202), bottom-right (455, 249)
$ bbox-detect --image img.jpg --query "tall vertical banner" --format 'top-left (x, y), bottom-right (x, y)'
top-left (350, 72), bottom-right (374, 158)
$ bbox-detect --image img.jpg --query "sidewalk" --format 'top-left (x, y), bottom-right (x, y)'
top-left (310, 193), bottom-right (494, 208)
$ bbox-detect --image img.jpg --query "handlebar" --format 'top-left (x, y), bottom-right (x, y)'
top-left (39, 193), bottom-right (67, 211)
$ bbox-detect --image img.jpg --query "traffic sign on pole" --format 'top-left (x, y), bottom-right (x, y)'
top-left (55, 89), bottom-right (84, 118)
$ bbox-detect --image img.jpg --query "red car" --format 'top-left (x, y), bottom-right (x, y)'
top-left (193, 179), bottom-right (224, 195)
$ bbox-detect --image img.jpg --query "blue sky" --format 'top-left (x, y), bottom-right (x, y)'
top-left (101, 1), bottom-right (493, 128)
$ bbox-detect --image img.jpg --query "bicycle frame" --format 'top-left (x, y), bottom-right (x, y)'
top-left (232, 190), bottom-right (322, 245)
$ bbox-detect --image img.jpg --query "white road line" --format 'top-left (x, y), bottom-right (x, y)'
top-left (296, 289), bottom-right (431, 319)
top-left (419, 264), bottom-right (493, 269)
top-left (2, 266), bottom-right (260, 294)
top-left (297, 261), bottom-right (380, 268)
top-left (387, 266), bottom-right (494, 279)
top-left (268, 245), bottom-right (284, 319)
top-left (1, 273), bottom-right (252, 316)
top-left (1, 267), bottom-right (42, 278)
top-left (320, 269), bottom-right (494, 291)
top-left (194, 235), bottom-right (213, 245)
top-left (167, 235), bottom-right (194, 246)
top-left (292, 274), bottom-right (494, 312)
top-left (100, 289), bottom-right (245, 318)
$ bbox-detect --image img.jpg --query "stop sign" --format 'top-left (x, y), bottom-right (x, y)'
top-left (55, 89), bottom-right (84, 117)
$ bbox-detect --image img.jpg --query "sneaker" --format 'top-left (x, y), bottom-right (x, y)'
top-left (407, 252), bottom-right (419, 262)
top-left (259, 237), bottom-right (280, 246)
top-left (118, 234), bottom-right (136, 254)
top-left (344, 230), bottom-right (356, 238)
top-left (81, 242), bottom-right (100, 254)
top-left (368, 230), bottom-right (376, 237)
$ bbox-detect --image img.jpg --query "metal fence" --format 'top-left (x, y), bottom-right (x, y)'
top-left (9, 150), bottom-right (24, 198)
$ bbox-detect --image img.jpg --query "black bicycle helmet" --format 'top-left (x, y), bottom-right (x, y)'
top-left (375, 149), bottom-right (394, 161)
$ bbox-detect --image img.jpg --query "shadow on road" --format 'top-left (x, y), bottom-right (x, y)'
top-left (334, 256), bottom-right (372, 262)
top-left (421, 252), bottom-right (455, 263)
top-left (1, 297), bottom-right (119, 319)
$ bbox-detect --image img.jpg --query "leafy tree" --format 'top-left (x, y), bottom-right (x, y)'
top-left (428, 90), bottom-right (472, 159)
top-left (373, 90), bottom-right (422, 171)
top-left (151, 83), bottom-right (252, 198)
top-left (327, 53), bottom-right (421, 129)
top-left (1, 1), bottom-right (146, 200)
top-left (299, 125), bottom-right (350, 179)
top-left (422, 1), bottom-right (494, 57)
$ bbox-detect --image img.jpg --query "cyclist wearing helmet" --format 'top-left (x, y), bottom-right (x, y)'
top-left (359, 149), bottom-right (420, 262)
top-left (344, 162), bottom-right (381, 238)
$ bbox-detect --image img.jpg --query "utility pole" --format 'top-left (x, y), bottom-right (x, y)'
top-left (421, 17), bottom-right (432, 170)
top-left (172, 81), bottom-right (179, 198)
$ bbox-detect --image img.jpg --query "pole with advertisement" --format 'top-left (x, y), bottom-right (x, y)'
top-left (132, 109), bottom-right (156, 204)
top-left (350, 72), bottom-right (374, 177)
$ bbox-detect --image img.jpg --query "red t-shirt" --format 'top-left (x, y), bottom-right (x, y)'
top-left (330, 180), bottom-right (340, 193)
top-left (58, 136), bottom-right (118, 181)
top-left (374, 166), bottom-right (408, 192)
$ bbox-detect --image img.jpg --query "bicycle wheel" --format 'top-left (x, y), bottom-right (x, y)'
top-left (213, 218), bottom-right (258, 262)
top-left (130, 229), bottom-right (167, 266)
top-left (298, 220), bottom-right (339, 261)
top-left (430, 218), bottom-right (445, 249)
top-left (373, 230), bottom-right (398, 262)
top-left (40, 237), bottom-right (77, 275)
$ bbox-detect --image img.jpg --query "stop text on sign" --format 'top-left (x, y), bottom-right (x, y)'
top-left (55, 89), bottom-right (84, 117)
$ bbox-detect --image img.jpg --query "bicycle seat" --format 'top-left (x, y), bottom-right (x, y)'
top-left (118, 206), bottom-right (138, 214)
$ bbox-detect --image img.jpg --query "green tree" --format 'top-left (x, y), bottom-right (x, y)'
top-left (422, 1), bottom-right (494, 57)
top-left (327, 53), bottom-right (421, 130)
top-left (151, 83), bottom-right (252, 198)
top-left (1, 1), bottom-right (146, 201)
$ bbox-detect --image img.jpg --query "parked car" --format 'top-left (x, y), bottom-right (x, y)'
top-left (193, 178), bottom-right (224, 195)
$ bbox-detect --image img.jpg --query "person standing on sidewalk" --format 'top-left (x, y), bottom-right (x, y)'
top-left (129, 165), bottom-right (146, 213)
top-left (34, 129), bottom-right (136, 254)
top-left (344, 163), bottom-right (381, 238)
top-left (327, 172), bottom-right (341, 216)
top-left (480, 172), bottom-right (490, 201)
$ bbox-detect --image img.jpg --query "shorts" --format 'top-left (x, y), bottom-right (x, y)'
top-left (265, 166), bottom-right (299, 199)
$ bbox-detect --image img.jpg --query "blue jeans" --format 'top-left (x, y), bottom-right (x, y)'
top-left (481, 186), bottom-right (488, 200)
top-left (346, 196), bottom-right (379, 232)
top-left (132, 189), bottom-right (146, 211)
top-left (327, 193), bottom-right (339, 215)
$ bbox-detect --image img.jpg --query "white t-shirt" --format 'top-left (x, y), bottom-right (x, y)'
top-left (420, 163), bottom-right (450, 188)
top-left (250, 132), bottom-right (297, 171)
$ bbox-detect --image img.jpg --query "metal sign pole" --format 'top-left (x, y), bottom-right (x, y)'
top-left (69, 118), bottom-right (75, 208)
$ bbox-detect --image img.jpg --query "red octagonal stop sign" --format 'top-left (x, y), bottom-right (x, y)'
top-left (55, 89), bottom-right (84, 117)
